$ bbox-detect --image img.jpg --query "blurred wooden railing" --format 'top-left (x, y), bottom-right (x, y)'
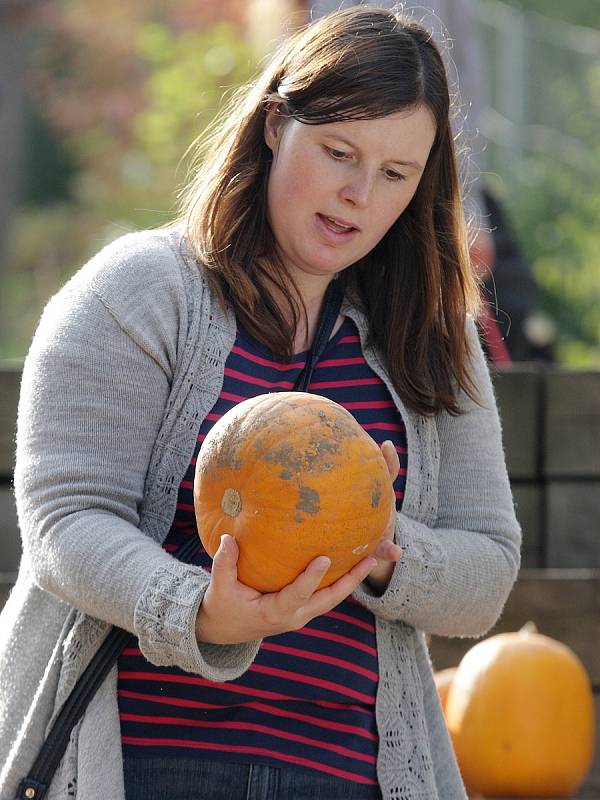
top-left (1, 361), bottom-right (599, 795)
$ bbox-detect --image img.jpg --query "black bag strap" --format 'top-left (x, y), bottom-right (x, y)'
top-left (294, 279), bottom-right (343, 392)
top-left (16, 280), bottom-right (344, 800)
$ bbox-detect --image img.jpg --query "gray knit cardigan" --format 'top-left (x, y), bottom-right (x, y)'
top-left (0, 227), bottom-right (521, 799)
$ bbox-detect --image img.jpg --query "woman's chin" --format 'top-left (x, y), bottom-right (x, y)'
top-left (289, 249), bottom-right (355, 280)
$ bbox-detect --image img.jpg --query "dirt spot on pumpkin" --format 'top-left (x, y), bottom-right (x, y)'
top-left (313, 409), bottom-right (361, 441)
top-left (371, 480), bottom-right (382, 508)
top-left (263, 436), bottom-right (339, 475)
top-left (296, 485), bottom-right (320, 515)
top-left (204, 428), bottom-right (243, 470)
top-left (251, 404), bottom-right (362, 475)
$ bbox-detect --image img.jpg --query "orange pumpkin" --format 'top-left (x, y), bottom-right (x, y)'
top-left (445, 622), bottom-right (596, 797)
top-left (193, 391), bottom-right (393, 592)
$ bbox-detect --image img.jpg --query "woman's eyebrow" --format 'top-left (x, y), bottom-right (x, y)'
top-left (324, 133), bottom-right (423, 171)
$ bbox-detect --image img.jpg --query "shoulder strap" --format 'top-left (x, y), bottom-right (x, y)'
top-left (294, 279), bottom-right (344, 393)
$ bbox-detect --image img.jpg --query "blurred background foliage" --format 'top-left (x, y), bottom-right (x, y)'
top-left (0, 0), bottom-right (599, 365)
top-left (0, 0), bottom-right (258, 358)
top-left (481, 0), bottom-right (600, 365)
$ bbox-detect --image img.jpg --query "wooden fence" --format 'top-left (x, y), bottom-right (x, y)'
top-left (1, 362), bottom-right (599, 795)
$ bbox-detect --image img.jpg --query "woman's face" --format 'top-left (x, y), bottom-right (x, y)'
top-left (264, 105), bottom-right (437, 292)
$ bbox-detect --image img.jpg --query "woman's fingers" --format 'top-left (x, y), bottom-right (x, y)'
top-left (200, 540), bottom-right (381, 645)
top-left (274, 555), bottom-right (376, 623)
top-left (372, 539), bottom-right (402, 562)
top-left (309, 556), bottom-right (378, 612)
top-left (381, 439), bottom-right (400, 481)
top-left (274, 556), bottom-right (332, 609)
top-left (198, 550), bottom-right (378, 644)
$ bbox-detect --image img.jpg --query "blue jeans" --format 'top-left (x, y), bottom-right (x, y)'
top-left (123, 756), bottom-right (382, 800)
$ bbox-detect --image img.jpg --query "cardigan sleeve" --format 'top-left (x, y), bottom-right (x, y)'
top-left (14, 231), bottom-right (261, 681)
top-left (352, 317), bottom-right (521, 637)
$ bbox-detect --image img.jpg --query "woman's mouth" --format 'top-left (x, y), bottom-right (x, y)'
top-left (316, 213), bottom-right (359, 242)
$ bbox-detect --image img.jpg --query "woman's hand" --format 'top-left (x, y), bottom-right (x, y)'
top-left (364, 440), bottom-right (403, 595)
top-left (195, 535), bottom-right (377, 645)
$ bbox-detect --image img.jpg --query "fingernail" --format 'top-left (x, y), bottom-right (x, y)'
top-left (220, 534), bottom-right (229, 552)
top-left (314, 556), bottom-right (331, 572)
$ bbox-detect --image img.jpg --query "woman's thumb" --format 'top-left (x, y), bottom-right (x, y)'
top-left (210, 534), bottom-right (238, 585)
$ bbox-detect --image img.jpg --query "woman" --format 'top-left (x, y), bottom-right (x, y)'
top-left (0, 6), bottom-right (521, 799)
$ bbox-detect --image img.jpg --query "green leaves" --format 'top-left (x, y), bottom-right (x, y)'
top-left (1, 10), bottom-right (258, 358)
top-left (134, 21), bottom-right (256, 165)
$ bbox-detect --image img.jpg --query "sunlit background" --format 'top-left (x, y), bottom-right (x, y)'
top-left (0, 0), bottom-right (599, 365)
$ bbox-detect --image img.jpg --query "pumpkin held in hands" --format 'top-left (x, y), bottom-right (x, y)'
top-left (444, 622), bottom-right (596, 797)
top-left (193, 391), bottom-right (394, 593)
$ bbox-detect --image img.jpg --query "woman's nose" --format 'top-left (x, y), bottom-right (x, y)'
top-left (340, 172), bottom-right (374, 209)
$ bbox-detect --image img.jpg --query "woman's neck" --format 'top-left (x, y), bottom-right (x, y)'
top-left (294, 292), bottom-right (326, 352)
top-left (267, 271), bottom-right (342, 352)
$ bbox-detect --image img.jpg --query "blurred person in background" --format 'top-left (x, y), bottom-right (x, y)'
top-left (0, 7), bottom-right (520, 800)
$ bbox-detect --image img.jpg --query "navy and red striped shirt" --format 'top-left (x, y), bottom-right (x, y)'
top-left (118, 315), bottom-right (408, 785)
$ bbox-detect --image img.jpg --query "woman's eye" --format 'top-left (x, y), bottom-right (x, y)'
top-left (384, 169), bottom-right (406, 182)
top-left (326, 147), bottom-right (349, 160)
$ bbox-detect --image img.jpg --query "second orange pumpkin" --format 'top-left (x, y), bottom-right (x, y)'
top-left (445, 623), bottom-right (596, 797)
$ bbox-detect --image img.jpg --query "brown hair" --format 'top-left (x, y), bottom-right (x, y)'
top-left (176, 5), bottom-right (482, 415)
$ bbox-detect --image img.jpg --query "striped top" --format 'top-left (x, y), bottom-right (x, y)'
top-left (118, 314), bottom-right (408, 785)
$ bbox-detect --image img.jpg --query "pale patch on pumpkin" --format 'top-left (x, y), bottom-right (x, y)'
top-left (221, 487), bottom-right (242, 517)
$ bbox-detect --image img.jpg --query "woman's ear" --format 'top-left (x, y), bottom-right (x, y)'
top-left (264, 103), bottom-right (287, 152)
